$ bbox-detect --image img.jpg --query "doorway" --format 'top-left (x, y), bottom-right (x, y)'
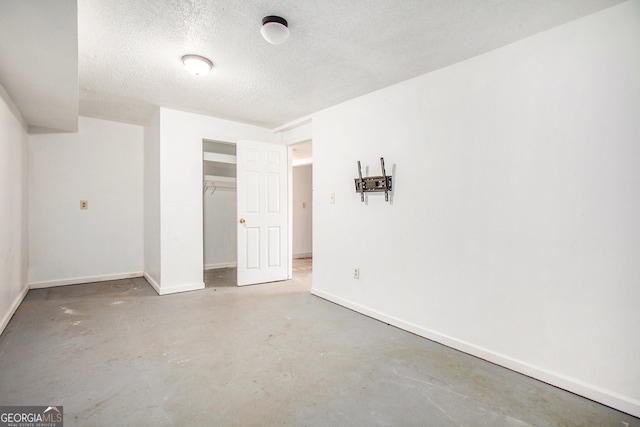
top-left (203, 140), bottom-right (237, 286)
top-left (203, 138), bottom-right (303, 287)
top-left (291, 140), bottom-right (313, 263)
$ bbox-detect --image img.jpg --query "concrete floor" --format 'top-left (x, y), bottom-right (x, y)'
top-left (1, 258), bottom-right (638, 426)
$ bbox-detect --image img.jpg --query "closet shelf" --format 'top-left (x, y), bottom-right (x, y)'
top-left (204, 175), bottom-right (235, 182)
top-left (203, 152), bottom-right (236, 164)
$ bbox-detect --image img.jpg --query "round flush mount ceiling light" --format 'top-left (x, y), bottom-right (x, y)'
top-left (261, 15), bottom-right (290, 44)
top-left (181, 54), bottom-right (213, 76)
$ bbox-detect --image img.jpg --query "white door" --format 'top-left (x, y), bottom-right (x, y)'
top-left (236, 139), bottom-right (288, 286)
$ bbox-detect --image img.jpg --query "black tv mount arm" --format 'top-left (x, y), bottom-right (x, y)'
top-left (354, 157), bottom-right (392, 202)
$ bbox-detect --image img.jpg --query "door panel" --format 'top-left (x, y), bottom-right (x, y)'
top-left (245, 227), bottom-right (260, 270)
top-left (245, 171), bottom-right (260, 213)
top-left (267, 173), bottom-right (280, 213)
top-left (237, 140), bottom-right (288, 286)
top-left (267, 227), bottom-right (281, 267)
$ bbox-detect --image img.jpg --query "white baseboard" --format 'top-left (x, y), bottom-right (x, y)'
top-left (144, 272), bottom-right (204, 296)
top-left (293, 252), bottom-right (312, 259)
top-left (310, 288), bottom-right (640, 418)
top-left (0, 285), bottom-right (29, 336)
top-left (143, 272), bottom-right (161, 295)
top-left (157, 282), bottom-right (205, 296)
top-left (29, 271), bottom-right (144, 289)
top-left (204, 262), bottom-right (237, 270)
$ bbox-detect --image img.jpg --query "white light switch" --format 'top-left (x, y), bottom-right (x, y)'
top-left (329, 193), bottom-right (335, 204)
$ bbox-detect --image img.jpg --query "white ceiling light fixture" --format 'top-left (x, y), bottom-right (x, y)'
top-left (181, 54), bottom-right (213, 76)
top-left (261, 15), bottom-right (290, 45)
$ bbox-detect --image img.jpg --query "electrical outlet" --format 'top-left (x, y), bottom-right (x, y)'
top-left (80, 200), bottom-right (88, 210)
top-left (302, 202), bottom-right (306, 208)
top-left (353, 268), bottom-right (360, 279)
top-left (329, 193), bottom-right (335, 204)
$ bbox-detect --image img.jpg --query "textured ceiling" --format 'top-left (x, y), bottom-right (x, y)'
top-left (0, 0), bottom-right (78, 131)
top-left (1, 0), bottom-right (628, 131)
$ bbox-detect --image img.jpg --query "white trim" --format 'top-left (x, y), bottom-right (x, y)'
top-left (204, 262), bottom-right (237, 270)
top-left (292, 157), bottom-right (312, 167)
top-left (0, 286), bottom-right (29, 336)
top-left (29, 271), bottom-right (144, 289)
top-left (143, 272), bottom-right (161, 295)
top-left (287, 146), bottom-right (293, 280)
top-left (157, 282), bottom-right (204, 296)
top-left (293, 252), bottom-right (312, 259)
top-left (272, 115), bottom-right (312, 133)
top-left (310, 288), bottom-right (640, 418)
top-left (144, 273), bottom-right (204, 296)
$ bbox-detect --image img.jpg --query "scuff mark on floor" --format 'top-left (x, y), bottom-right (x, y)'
top-left (61, 306), bottom-right (77, 315)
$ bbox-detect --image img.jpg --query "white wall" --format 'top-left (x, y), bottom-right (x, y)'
top-left (29, 116), bottom-right (144, 287)
top-left (155, 108), bottom-right (275, 294)
top-left (311, 1), bottom-right (640, 417)
top-left (0, 83), bottom-right (28, 334)
top-left (292, 164), bottom-right (312, 257)
top-left (203, 188), bottom-right (237, 269)
top-left (144, 109), bottom-right (161, 288)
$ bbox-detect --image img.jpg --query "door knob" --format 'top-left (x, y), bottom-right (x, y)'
top-left (239, 218), bottom-right (246, 224)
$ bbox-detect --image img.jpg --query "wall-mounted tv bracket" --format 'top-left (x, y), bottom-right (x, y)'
top-left (354, 157), bottom-right (393, 202)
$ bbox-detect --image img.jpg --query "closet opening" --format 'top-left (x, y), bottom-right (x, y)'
top-left (202, 139), bottom-right (313, 287)
top-left (203, 139), bottom-right (237, 287)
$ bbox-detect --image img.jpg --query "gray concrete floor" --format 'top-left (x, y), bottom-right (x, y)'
top-left (1, 258), bottom-right (638, 426)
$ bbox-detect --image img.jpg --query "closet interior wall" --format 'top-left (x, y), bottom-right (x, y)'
top-left (203, 141), bottom-right (237, 270)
